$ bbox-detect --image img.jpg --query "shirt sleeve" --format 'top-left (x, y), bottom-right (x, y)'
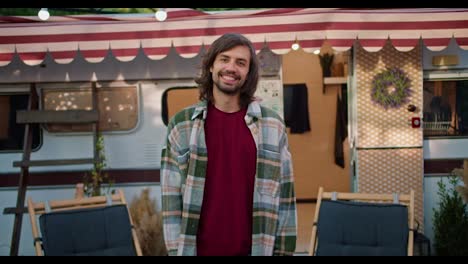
top-left (273, 130), bottom-right (298, 256)
top-left (161, 124), bottom-right (183, 256)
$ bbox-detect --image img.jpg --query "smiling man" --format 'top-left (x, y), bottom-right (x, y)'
top-left (161, 33), bottom-right (297, 256)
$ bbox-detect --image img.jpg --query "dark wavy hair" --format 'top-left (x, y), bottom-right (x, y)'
top-left (195, 33), bottom-right (259, 109)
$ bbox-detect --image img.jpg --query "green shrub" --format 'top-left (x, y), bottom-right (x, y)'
top-left (432, 175), bottom-right (468, 256)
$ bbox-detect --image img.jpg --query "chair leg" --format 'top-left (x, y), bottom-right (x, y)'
top-left (118, 189), bottom-right (143, 256)
top-left (27, 198), bottom-right (43, 256)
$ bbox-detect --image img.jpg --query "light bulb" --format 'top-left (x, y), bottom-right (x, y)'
top-left (155, 9), bottom-right (167, 21)
top-left (291, 43), bottom-right (300, 51)
top-left (313, 49), bottom-right (321, 55)
top-left (38, 8), bottom-right (50, 21)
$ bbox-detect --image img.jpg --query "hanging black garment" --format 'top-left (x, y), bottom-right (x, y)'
top-left (334, 85), bottom-right (348, 168)
top-left (283, 83), bottom-right (311, 134)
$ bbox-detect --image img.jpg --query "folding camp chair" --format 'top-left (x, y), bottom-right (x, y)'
top-left (28, 189), bottom-right (142, 256)
top-left (309, 187), bottom-right (415, 256)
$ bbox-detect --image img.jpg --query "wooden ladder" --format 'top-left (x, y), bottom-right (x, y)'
top-left (5, 82), bottom-right (100, 256)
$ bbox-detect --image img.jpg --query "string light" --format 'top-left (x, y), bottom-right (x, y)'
top-left (155, 8), bottom-right (167, 21)
top-left (291, 37), bottom-right (301, 50)
top-left (291, 42), bottom-right (300, 51)
top-left (38, 8), bottom-right (50, 21)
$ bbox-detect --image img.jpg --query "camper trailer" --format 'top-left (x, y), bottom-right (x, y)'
top-left (1, 8), bottom-right (468, 255)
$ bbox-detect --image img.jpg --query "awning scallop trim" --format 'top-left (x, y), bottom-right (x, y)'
top-left (0, 8), bottom-right (467, 65)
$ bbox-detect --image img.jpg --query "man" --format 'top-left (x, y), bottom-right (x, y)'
top-left (161, 33), bottom-right (297, 256)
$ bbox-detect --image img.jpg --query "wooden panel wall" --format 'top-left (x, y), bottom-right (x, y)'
top-left (355, 41), bottom-right (424, 228)
top-left (282, 47), bottom-right (351, 199)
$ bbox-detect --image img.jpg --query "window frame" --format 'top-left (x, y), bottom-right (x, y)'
top-left (161, 86), bottom-right (199, 126)
top-left (0, 91), bottom-right (43, 153)
top-left (422, 74), bottom-right (468, 140)
top-left (38, 81), bottom-right (141, 135)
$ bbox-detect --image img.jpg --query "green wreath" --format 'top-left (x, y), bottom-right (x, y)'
top-left (371, 67), bottom-right (412, 110)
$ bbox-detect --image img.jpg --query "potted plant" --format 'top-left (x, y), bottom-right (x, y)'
top-left (432, 173), bottom-right (468, 256)
top-left (83, 132), bottom-right (114, 197)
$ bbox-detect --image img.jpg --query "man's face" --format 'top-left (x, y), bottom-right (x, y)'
top-left (210, 45), bottom-right (250, 96)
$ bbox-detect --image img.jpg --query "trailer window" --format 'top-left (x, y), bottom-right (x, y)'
top-left (42, 86), bottom-right (138, 132)
top-left (423, 80), bottom-right (468, 137)
top-left (161, 87), bottom-right (199, 126)
top-left (0, 94), bottom-right (41, 151)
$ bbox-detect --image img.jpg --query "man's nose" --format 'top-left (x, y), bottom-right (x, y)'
top-left (224, 61), bottom-right (237, 71)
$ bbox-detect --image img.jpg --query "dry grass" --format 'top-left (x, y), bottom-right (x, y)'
top-left (129, 188), bottom-right (167, 256)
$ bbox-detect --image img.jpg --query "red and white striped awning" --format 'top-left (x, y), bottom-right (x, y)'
top-left (0, 8), bottom-right (467, 66)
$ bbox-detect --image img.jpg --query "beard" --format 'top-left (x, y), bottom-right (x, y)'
top-left (212, 71), bottom-right (245, 96)
top-left (214, 81), bottom-right (242, 95)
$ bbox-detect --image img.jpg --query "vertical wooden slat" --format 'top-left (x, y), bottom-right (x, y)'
top-left (74, 183), bottom-right (85, 199)
top-left (408, 190), bottom-right (415, 256)
top-left (27, 198), bottom-right (43, 256)
top-left (10, 84), bottom-right (38, 256)
top-left (92, 82), bottom-right (99, 164)
top-left (308, 187), bottom-right (323, 255)
top-left (119, 189), bottom-right (143, 256)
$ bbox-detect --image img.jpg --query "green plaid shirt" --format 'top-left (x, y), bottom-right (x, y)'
top-left (161, 100), bottom-right (297, 256)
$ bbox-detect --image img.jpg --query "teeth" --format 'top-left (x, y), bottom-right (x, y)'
top-left (223, 75), bottom-right (236, 81)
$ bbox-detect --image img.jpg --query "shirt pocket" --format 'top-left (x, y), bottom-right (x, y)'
top-left (256, 149), bottom-right (281, 197)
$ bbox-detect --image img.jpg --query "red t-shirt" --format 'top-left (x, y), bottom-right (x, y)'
top-left (196, 103), bottom-right (257, 256)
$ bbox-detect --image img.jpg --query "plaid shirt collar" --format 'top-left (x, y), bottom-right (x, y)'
top-left (191, 100), bottom-right (263, 122)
